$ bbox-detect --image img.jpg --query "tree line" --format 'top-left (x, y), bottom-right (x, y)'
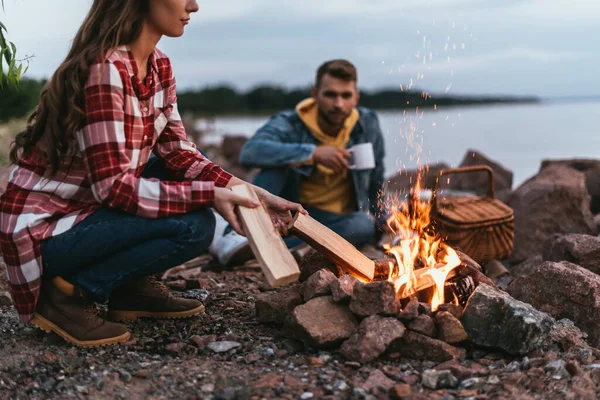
top-left (0, 77), bottom-right (538, 122)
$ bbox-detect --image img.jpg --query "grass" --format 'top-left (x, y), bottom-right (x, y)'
top-left (0, 119), bottom-right (25, 165)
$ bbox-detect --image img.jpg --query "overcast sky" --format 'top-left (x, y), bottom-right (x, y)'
top-left (3, 0), bottom-right (599, 97)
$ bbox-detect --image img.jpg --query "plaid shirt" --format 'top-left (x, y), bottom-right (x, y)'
top-left (0, 47), bottom-right (232, 323)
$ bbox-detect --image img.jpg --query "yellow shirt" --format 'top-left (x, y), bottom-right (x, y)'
top-left (296, 98), bottom-right (359, 215)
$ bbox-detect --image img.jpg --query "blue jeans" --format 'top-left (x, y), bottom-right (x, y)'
top-left (284, 207), bottom-right (376, 249)
top-left (40, 157), bottom-right (215, 302)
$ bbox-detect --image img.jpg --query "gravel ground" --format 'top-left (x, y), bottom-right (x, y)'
top-left (1, 259), bottom-right (600, 400)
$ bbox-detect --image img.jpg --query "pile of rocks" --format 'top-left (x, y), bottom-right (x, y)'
top-left (255, 261), bottom-right (588, 365)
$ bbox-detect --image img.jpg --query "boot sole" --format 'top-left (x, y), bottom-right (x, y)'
top-left (107, 304), bottom-right (205, 322)
top-left (31, 314), bottom-right (131, 347)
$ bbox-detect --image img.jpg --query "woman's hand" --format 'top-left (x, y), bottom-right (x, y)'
top-left (252, 186), bottom-right (307, 234)
top-left (213, 187), bottom-right (260, 235)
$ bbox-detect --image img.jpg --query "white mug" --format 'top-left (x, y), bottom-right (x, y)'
top-left (348, 142), bottom-right (375, 170)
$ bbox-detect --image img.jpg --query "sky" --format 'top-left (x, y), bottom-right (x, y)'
top-left (2, 0), bottom-right (599, 98)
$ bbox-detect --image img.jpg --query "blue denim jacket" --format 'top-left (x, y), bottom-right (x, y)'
top-left (240, 107), bottom-right (386, 223)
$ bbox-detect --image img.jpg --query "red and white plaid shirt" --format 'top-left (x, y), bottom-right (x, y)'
top-left (0, 47), bottom-right (232, 322)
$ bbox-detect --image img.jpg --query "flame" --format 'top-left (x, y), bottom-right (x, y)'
top-left (384, 176), bottom-right (461, 311)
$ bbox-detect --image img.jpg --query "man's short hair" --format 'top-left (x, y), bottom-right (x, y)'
top-left (315, 59), bottom-right (357, 88)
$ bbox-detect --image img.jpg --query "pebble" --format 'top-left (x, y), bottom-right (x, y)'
top-left (207, 341), bottom-right (241, 353)
top-left (422, 369), bottom-right (459, 390)
top-left (486, 375), bottom-right (500, 385)
top-left (459, 378), bottom-right (482, 389)
top-left (75, 385), bottom-right (88, 394)
top-left (301, 392), bottom-right (314, 399)
top-left (544, 360), bottom-right (571, 380)
top-left (333, 379), bottom-right (348, 391)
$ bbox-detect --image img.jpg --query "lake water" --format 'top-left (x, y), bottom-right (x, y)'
top-left (195, 99), bottom-right (600, 187)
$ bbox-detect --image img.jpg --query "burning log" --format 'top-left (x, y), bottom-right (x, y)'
top-left (287, 213), bottom-right (375, 280)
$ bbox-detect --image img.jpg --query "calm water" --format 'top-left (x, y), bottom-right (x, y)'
top-left (196, 99), bottom-right (600, 187)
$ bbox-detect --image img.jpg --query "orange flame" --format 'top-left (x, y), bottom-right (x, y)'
top-left (383, 177), bottom-right (461, 311)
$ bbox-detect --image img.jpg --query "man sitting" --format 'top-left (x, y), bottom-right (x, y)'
top-left (211, 60), bottom-right (386, 265)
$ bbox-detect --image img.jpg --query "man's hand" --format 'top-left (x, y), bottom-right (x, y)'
top-left (252, 186), bottom-right (307, 234)
top-left (213, 187), bottom-right (260, 235)
top-left (312, 146), bottom-right (351, 174)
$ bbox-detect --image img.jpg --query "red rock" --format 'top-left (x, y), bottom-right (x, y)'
top-left (135, 369), bottom-right (150, 379)
top-left (508, 261), bottom-right (600, 347)
top-left (309, 356), bottom-right (325, 366)
top-left (251, 373), bottom-right (281, 389)
top-left (436, 303), bottom-right (463, 319)
top-left (286, 296), bottom-right (358, 348)
top-left (331, 275), bottom-right (358, 303)
top-left (189, 334), bottom-right (217, 350)
top-left (255, 286), bottom-right (302, 324)
top-left (283, 374), bottom-right (303, 391)
top-left (447, 150), bottom-right (513, 195)
top-left (435, 311), bottom-right (468, 344)
top-left (362, 369), bottom-right (396, 392)
top-left (303, 269), bottom-right (336, 301)
top-left (298, 250), bottom-right (343, 282)
top-left (340, 315), bottom-right (405, 363)
top-left (398, 297), bottom-right (419, 321)
top-left (436, 360), bottom-right (489, 381)
top-left (408, 315), bottom-right (436, 337)
top-left (390, 330), bottom-right (466, 362)
top-left (400, 375), bottom-right (419, 386)
top-left (244, 353), bottom-right (261, 364)
top-left (505, 165), bottom-right (596, 263)
top-left (543, 234), bottom-right (600, 275)
top-left (349, 280), bottom-right (401, 317)
top-left (165, 342), bottom-right (187, 354)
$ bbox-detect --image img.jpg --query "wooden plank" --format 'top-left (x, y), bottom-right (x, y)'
top-left (231, 185), bottom-right (300, 287)
top-left (288, 212), bottom-right (375, 280)
top-left (396, 264), bottom-right (459, 299)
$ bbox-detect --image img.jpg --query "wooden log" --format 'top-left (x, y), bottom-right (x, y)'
top-left (231, 185), bottom-right (300, 287)
top-left (287, 212), bottom-right (375, 280)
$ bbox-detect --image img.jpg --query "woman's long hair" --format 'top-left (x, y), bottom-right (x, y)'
top-left (9, 0), bottom-right (148, 173)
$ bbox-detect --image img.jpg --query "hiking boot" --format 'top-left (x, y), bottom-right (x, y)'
top-left (107, 275), bottom-right (205, 321)
top-left (31, 278), bottom-right (130, 347)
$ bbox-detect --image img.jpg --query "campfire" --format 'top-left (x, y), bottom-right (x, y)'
top-left (382, 177), bottom-right (462, 311)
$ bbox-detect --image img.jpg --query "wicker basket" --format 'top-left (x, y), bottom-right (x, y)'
top-left (431, 166), bottom-right (514, 265)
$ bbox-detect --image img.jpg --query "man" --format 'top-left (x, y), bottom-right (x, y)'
top-left (211, 60), bottom-right (386, 265)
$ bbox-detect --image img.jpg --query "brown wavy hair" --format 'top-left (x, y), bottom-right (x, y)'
top-left (9, 0), bottom-right (149, 173)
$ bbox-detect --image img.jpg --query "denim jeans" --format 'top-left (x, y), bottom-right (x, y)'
top-left (284, 206), bottom-right (376, 249)
top-left (40, 156), bottom-right (215, 302)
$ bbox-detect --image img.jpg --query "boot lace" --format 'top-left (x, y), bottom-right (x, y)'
top-left (83, 303), bottom-right (100, 320)
top-left (149, 275), bottom-right (170, 297)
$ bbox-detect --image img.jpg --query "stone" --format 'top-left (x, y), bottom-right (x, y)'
top-left (398, 297), bottom-right (419, 321)
top-left (437, 303), bottom-right (463, 319)
top-left (544, 360), bottom-right (571, 380)
top-left (390, 330), bottom-right (466, 362)
top-left (390, 384), bottom-right (412, 399)
top-left (349, 280), bottom-right (401, 317)
top-left (417, 302), bottom-right (432, 316)
top-left (251, 373), bottom-right (281, 389)
top-left (340, 315), bottom-right (405, 363)
top-left (421, 369), bottom-right (459, 389)
top-left (387, 163), bottom-right (450, 193)
top-left (508, 261), bottom-right (600, 348)
top-left (255, 286), bottom-right (302, 324)
top-left (189, 334), bottom-right (217, 350)
top-left (362, 369), bottom-right (396, 392)
top-left (408, 315), bottom-right (436, 337)
top-left (165, 342), bottom-right (187, 354)
top-left (461, 284), bottom-right (554, 355)
top-left (447, 150), bottom-right (513, 195)
top-left (543, 234), bottom-right (600, 275)
top-left (303, 269), bottom-right (337, 301)
top-left (548, 319), bottom-right (599, 364)
top-left (207, 341), bottom-right (241, 353)
top-left (331, 274), bottom-right (358, 303)
top-left (505, 164), bottom-right (596, 263)
top-left (436, 311), bottom-right (468, 344)
top-left (436, 360), bottom-right (490, 381)
top-left (298, 250), bottom-right (343, 282)
top-left (482, 260), bottom-right (509, 280)
top-left (0, 291), bottom-right (13, 307)
top-left (286, 296), bottom-right (358, 348)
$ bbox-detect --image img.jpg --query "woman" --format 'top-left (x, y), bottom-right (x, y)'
top-left (0, 0), bottom-right (304, 347)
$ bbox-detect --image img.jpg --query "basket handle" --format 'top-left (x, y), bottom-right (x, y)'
top-left (432, 165), bottom-right (496, 209)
